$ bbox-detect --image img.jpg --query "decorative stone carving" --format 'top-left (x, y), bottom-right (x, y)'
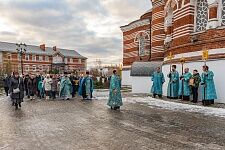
top-left (196, 0), bottom-right (208, 32)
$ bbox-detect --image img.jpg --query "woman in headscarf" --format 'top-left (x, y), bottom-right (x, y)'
top-left (9, 72), bottom-right (25, 109)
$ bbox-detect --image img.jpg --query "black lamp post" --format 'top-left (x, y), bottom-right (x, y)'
top-left (16, 43), bottom-right (27, 75)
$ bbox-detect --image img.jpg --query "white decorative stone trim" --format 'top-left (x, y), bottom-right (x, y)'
top-left (120, 19), bottom-right (150, 32)
top-left (164, 48), bottom-right (225, 61)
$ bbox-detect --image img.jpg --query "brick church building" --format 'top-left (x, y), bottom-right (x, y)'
top-left (0, 41), bottom-right (87, 75)
top-left (121, 0), bottom-right (225, 103)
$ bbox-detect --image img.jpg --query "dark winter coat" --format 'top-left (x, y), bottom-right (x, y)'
top-left (24, 76), bottom-right (29, 89)
top-left (27, 78), bottom-right (37, 94)
top-left (191, 73), bottom-right (201, 88)
top-left (3, 76), bottom-right (10, 88)
top-left (9, 77), bottom-right (25, 101)
top-left (51, 78), bottom-right (58, 92)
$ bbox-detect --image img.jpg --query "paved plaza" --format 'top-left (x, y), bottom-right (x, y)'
top-left (0, 91), bottom-right (225, 150)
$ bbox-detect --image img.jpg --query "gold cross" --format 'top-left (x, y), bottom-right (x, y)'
top-left (202, 49), bottom-right (209, 60)
top-left (167, 52), bottom-right (174, 61)
top-left (180, 57), bottom-right (186, 64)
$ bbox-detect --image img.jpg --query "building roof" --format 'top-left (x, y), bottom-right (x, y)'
top-left (120, 19), bottom-right (150, 32)
top-left (130, 61), bottom-right (163, 77)
top-left (0, 41), bottom-right (87, 59)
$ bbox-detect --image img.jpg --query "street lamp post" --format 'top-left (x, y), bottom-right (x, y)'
top-left (16, 43), bottom-right (27, 75)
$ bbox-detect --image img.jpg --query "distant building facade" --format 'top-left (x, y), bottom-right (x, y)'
top-left (0, 41), bottom-right (87, 75)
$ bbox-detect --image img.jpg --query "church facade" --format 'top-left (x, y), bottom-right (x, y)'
top-left (121, 0), bottom-right (225, 103)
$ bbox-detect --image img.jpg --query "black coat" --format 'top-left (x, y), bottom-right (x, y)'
top-left (27, 78), bottom-right (37, 94)
top-left (3, 76), bottom-right (10, 88)
top-left (24, 76), bottom-right (29, 89)
top-left (9, 77), bottom-right (25, 100)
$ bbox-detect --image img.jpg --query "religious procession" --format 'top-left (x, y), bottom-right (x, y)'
top-left (151, 64), bottom-right (217, 106)
top-left (2, 69), bottom-right (123, 110)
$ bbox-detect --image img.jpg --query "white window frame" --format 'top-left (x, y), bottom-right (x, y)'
top-left (78, 59), bottom-right (81, 64)
top-left (25, 65), bottom-right (29, 72)
top-left (39, 65), bottom-right (43, 71)
top-left (45, 56), bottom-right (49, 62)
top-left (32, 65), bottom-right (36, 71)
top-left (32, 55), bottom-right (36, 61)
top-left (39, 55), bottom-right (43, 61)
top-left (25, 54), bottom-right (29, 61)
top-left (7, 53), bottom-right (12, 60)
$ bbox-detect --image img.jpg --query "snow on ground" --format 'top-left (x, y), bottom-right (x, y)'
top-left (95, 91), bottom-right (225, 118)
top-left (123, 97), bottom-right (225, 118)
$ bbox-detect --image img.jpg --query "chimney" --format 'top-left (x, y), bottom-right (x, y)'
top-left (40, 44), bottom-right (45, 51)
top-left (53, 46), bottom-right (57, 51)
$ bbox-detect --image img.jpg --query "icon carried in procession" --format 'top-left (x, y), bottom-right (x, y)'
top-left (202, 49), bottom-right (209, 64)
top-left (202, 49), bottom-right (209, 102)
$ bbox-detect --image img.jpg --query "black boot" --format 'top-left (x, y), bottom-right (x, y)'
top-left (18, 103), bottom-right (21, 107)
top-left (15, 103), bottom-right (18, 110)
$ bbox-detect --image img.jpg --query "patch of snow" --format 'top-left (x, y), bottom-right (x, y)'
top-left (123, 97), bottom-right (225, 118)
top-left (94, 91), bottom-right (225, 118)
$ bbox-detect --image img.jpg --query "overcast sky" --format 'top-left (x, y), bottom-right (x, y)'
top-left (0, 0), bottom-right (151, 67)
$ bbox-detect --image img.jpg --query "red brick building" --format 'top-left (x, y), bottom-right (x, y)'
top-left (0, 41), bottom-right (87, 75)
top-left (121, 0), bottom-right (225, 103)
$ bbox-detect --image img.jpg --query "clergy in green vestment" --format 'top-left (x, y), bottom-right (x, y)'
top-left (79, 71), bottom-right (94, 100)
top-left (178, 68), bottom-right (192, 101)
top-left (151, 67), bottom-right (165, 98)
top-left (60, 72), bottom-right (72, 100)
top-left (167, 65), bottom-right (179, 99)
top-left (107, 70), bottom-right (123, 110)
top-left (201, 65), bottom-right (217, 106)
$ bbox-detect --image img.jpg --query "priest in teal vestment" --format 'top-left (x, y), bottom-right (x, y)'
top-left (151, 67), bottom-right (165, 98)
top-left (79, 71), bottom-right (94, 100)
top-left (60, 72), bottom-right (72, 100)
top-left (107, 70), bottom-right (123, 110)
top-left (167, 65), bottom-right (179, 99)
top-left (201, 65), bottom-right (217, 106)
top-left (178, 68), bottom-right (192, 100)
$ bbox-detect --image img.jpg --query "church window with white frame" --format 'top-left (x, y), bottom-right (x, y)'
top-left (196, 0), bottom-right (208, 32)
top-left (222, 0), bottom-right (225, 26)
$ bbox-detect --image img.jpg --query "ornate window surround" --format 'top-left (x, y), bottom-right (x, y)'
top-left (218, 0), bottom-right (225, 27)
top-left (134, 31), bottom-right (150, 57)
top-left (194, 0), bottom-right (209, 32)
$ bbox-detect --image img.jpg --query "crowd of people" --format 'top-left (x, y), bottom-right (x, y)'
top-left (3, 64), bottom-right (215, 111)
top-left (3, 71), bottom-right (97, 109)
top-left (151, 65), bottom-right (217, 106)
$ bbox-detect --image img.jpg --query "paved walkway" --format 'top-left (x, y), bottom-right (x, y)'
top-left (0, 92), bottom-right (225, 150)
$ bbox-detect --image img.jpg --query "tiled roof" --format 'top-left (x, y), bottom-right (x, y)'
top-left (130, 61), bottom-right (163, 77)
top-left (0, 41), bottom-right (87, 59)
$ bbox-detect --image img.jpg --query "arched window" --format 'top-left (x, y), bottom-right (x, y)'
top-left (222, 0), bottom-right (225, 26)
top-left (196, 0), bottom-right (208, 32)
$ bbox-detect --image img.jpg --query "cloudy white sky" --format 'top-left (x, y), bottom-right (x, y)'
top-left (0, 0), bottom-right (151, 67)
